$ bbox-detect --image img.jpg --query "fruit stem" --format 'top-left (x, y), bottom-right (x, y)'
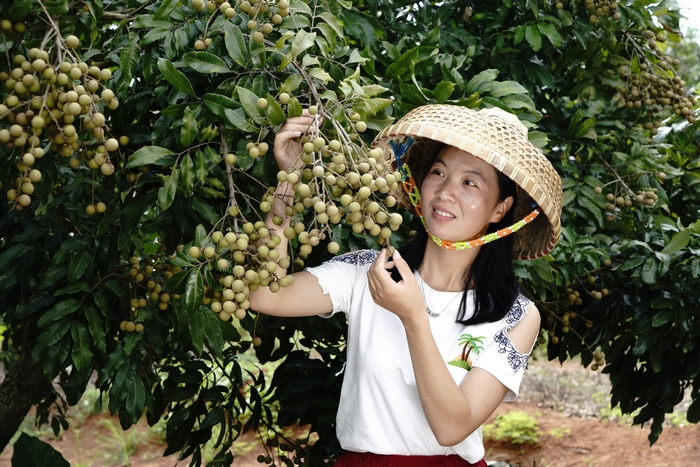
top-left (592, 152), bottom-right (636, 198)
top-left (36, 0), bottom-right (66, 64)
top-left (219, 124), bottom-right (239, 233)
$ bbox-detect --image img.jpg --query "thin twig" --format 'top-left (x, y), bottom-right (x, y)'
top-left (219, 124), bottom-right (240, 233)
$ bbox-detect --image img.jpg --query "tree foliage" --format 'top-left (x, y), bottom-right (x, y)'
top-left (0, 0), bottom-right (698, 464)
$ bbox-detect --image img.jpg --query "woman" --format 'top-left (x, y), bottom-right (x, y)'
top-left (249, 104), bottom-right (563, 466)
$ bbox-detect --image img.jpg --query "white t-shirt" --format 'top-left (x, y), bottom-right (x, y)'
top-left (306, 249), bottom-right (534, 463)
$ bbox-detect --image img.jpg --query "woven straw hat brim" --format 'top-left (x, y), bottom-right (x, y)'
top-left (372, 104), bottom-right (562, 260)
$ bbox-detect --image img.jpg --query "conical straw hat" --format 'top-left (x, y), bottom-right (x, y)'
top-left (373, 104), bottom-right (562, 260)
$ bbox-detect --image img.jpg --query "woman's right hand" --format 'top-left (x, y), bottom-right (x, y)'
top-left (273, 110), bottom-right (319, 171)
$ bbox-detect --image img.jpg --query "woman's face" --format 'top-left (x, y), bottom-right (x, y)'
top-left (420, 146), bottom-right (513, 243)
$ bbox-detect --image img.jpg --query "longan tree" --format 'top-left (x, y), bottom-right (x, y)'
top-left (0, 0), bottom-right (698, 465)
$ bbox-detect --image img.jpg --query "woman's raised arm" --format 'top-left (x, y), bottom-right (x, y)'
top-left (248, 111), bottom-right (333, 317)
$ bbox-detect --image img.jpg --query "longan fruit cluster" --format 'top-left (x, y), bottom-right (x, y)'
top-left (590, 351), bottom-right (606, 371)
top-left (191, 0), bottom-right (288, 48)
top-left (616, 32), bottom-right (696, 125)
top-left (182, 221), bottom-right (293, 321)
top-left (119, 256), bottom-right (172, 334)
top-left (0, 19), bottom-right (26, 39)
top-left (276, 136), bottom-right (403, 255)
top-left (0, 34), bottom-right (124, 211)
top-left (584, 0), bottom-right (621, 23)
top-left (593, 186), bottom-right (659, 221)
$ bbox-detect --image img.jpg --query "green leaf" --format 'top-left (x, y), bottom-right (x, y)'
top-left (96, 201), bottom-right (120, 236)
top-left (32, 319), bottom-right (71, 363)
top-left (121, 192), bottom-right (158, 231)
top-left (153, 0), bottom-right (178, 20)
top-left (525, 25), bottom-right (542, 52)
top-left (235, 86), bottom-right (266, 124)
top-left (319, 11), bottom-right (344, 37)
top-left (202, 93), bottom-right (240, 119)
top-left (68, 250), bottom-right (90, 283)
top-left (195, 150), bottom-right (208, 184)
top-left (109, 359), bottom-right (136, 414)
top-left (11, 433), bottom-right (69, 467)
top-left (84, 306), bottom-right (106, 354)
top-left (465, 69), bottom-right (499, 95)
top-left (183, 266), bottom-right (205, 315)
top-left (224, 108), bottom-right (258, 132)
top-left (43, 0), bottom-right (68, 15)
top-left (54, 282), bottom-right (90, 296)
top-left (617, 256), bottom-right (646, 272)
top-left (180, 107), bottom-right (198, 148)
top-left (43, 338), bottom-right (69, 381)
top-left (96, 345), bottom-right (125, 386)
top-left (570, 118), bottom-right (597, 139)
top-left (131, 16), bottom-right (171, 29)
top-left (157, 58), bottom-right (196, 97)
top-left (167, 270), bottom-right (191, 295)
top-left (125, 146), bottom-right (176, 168)
top-left (158, 169), bottom-right (179, 211)
top-left (579, 196), bottom-right (604, 227)
top-left (660, 230), bottom-right (690, 255)
top-left (537, 23), bottom-right (563, 47)
top-left (386, 47), bottom-right (419, 79)
top-left (641, 256), bottom-right (658, 284)
top-left (51, 237), bottom-right (88, 266)
top-left (190, 307), bottom-right (206, 357)
top-left (117, 34), bottom-right (140, 93)
top-left (357, 97), bottom-right (392, 116)
top-left (123, 331), bottom-right (142, 355)
top-left (562, 190), bottom-right (576, 206)
top-left (308, 68), bottom-right (334, 83)
top-left (688, 399), bottom-right (700, 424)
top-left (502, 94), bottom-right (536, 111)
top-left (0, 244), bottom-right (31, 272)
top-left (139, 28), bottom-right (170, 46)
top-left (224, 23), bottom-right (249, 67)
top-left (183, 52), bottom-right (231, 74)
top-left (204, 311), bottom-right (224, 359)
top-left (651, 309), bottom-right (673, 327)
top-left (37, 299), bottom-right (82, 327)
top-left (267, 98), bottom-right (286, 126)
top-left (433, 81), bottom-right (455, 103)
top-left (650, 297), bottom-right (675, 309)
top-left (124, 377), bottom-right (146, 426)
top-left (71, 321), bottom-right (93, 382)
top-left (181, 154), bottom-right (196, 193)
top-left (279, 74), bottom-right (303, 94)
top-left (484, 80), bottom-right (529, 98)
top-left (38, 264), bottom-right (67, 289)
top-left (291, 30), bottom-right (317, 59)
top-left (528, 131), bottom-right (549, 149)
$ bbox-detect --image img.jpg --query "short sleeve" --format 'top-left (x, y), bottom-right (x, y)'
top-left (305, 250), bottom-right (379, 317)
top-left (471, 295), bottom-right (534, 401)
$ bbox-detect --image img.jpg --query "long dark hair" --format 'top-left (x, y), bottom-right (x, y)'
top-left (394, 170), bottom-right (520, 326)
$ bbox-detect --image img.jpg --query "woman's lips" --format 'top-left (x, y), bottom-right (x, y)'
top-left (432, 206), bottom-right (456, 220)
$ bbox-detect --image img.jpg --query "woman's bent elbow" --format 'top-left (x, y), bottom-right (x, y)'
top-left (435, 429), bottom-right (471, 447)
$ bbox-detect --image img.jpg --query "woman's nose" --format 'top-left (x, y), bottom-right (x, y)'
top-left (435, 179), bottom-right (458, 202)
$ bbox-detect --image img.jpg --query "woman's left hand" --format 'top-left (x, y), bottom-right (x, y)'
top-left (367, 249), bottom-right (426, 324)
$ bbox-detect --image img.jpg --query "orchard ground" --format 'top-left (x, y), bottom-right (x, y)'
top-left (0, 356), bottom-right (697, 467)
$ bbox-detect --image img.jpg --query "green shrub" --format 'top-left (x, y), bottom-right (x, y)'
top-left (482, 411), bottom-right (541, 444)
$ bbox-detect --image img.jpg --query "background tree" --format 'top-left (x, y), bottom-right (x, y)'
top-left (0, 0), bottom-right (698, 465)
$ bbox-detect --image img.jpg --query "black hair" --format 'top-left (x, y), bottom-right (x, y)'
top-left (395, 169), bottom-right (520, 326)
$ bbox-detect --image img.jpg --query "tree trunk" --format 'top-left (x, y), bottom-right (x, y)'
top-left (0, 351), bottom-right (52, 452)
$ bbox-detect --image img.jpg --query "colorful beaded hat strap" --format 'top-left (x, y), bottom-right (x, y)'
top-left (400, 166), bottom-right (541, 251)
